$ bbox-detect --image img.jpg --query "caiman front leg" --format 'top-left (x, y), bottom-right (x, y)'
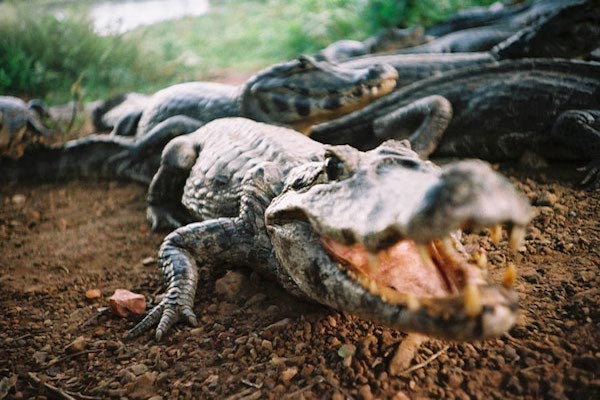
top-left (128, 163), bottom-right (282, 341)
top-left (552, 109), bottom-right (600, 189)
top-left (373, 95), bottom-right (453, 158)
top-left (146, 136), bottom-right (200, 231)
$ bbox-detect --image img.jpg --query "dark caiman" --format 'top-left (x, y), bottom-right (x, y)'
top-left (317, 27), bottom-right (429, 62)
top-left (125, 117), bottom-right (532, 341)
top-left (425, 0), bottom-right (579, 37)
top-left (338, 1), bottom-right (599, 92)
top-left (310, 59), bottom-right (600, 187)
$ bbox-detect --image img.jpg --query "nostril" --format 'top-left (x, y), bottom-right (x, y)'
top-left (367, 67), bottom-right (384, 80)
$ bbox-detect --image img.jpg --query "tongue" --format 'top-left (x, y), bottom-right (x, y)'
top-left (321, 238), bottom-right (451, 297)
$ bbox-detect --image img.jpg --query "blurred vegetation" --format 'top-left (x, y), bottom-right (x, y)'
top-left (0, 0), bottom-right (496, 103)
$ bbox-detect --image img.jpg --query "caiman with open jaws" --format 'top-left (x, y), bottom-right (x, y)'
top-left (127, 117), bottom-right (532, 342)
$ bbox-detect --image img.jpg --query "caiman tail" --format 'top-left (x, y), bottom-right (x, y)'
top-left (0, 135), bottom-right (158, 185)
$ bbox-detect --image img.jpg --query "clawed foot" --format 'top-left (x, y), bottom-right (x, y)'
top-left (147, 205), bottom-right (192, 231)
top-left (578, 159), bottom-right (600, 190)
top-left (127, 296), bottom-right (198, 341)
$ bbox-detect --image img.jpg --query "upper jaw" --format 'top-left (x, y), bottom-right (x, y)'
top-left (266, 158), bottom-right (532, 253)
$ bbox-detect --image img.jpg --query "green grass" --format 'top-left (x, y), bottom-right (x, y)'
top-left (0, 0), bottom-right (497, 103)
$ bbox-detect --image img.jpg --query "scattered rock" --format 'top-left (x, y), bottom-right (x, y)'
top-left (129, 363), bottom-right (149, 376)
top-left (124, 372), bottom-right (157, 400)
top-left (535, 192), bottom-right (558, 207)
top-left (389, 334), bottom-right (427, 376)
top-left (66, 336), bottom-right (88, 353)
top-left (11, 194), bottom-right (26, 205)
top-left (109, 289), bottom-right (146, 317)
top-left (32, 351), bottom-right (48, 364)
top-left (281, 367), bottom-right (298, 383)
top-left (359, 384), bottom-right (374, 400)
top-left (0, 374), bottom-right (17, 399)
top-left (85, 288), bottom-right (102, 300)
top-left (142, 257), bottom-right (155, 266)
top-left (203, 374), bottom-right (219, 388)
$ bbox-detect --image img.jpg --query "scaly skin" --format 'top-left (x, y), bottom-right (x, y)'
top-left (129, 117), bottom-right (532, 342)
top-left (425, 0), bottom-right (578, 37)
top-left (90, 55), bottom-right (397, 160)
top-left (311, 59), bottom-right (600, 187)
top-left (0, 56), bottom-right (397, 184)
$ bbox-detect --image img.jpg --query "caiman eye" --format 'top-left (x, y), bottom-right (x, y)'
top-left (291, 176), bottom-right (304, 190)
top-left (325, 156), bottom-right (345, 181)
top-left (297, 55), bottom-right (315, 70)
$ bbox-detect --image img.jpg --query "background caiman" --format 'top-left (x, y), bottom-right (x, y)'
top-left (310, 59), bottom-right (600, 186)
top-left (0, 56), bottom-right (397, 185)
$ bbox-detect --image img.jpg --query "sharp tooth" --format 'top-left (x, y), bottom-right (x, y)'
top-left (369, 280), bottom-right (379, 295)
top-left (472, 250), bottom-right (488, 269)
top-left (417, 244), bottom-right (435, 268)
top-left (381, 293), bottom-right (389, 303)
top-left (463, 284), bottom-right (482, 318)
top-left (406, 293), bottom-right (420, 312)
top-left (490, 224), bottom-right (502, 245)
top-left (503, 262), bottom-right (517, 288)
top-left (367, 252), bottom-right (379, 273)
top-left (509, 225), bottom-right (525, 252)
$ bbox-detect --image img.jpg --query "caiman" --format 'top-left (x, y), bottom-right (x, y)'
top-left (317, 27), bottom-right (429, 62)
top-left (0, 96), bottom-right (52, 159)
top-left (425, 0), bottom-right (579, 37)
top-left (0, 56), bottom-right (397, 184)
top-left (92, 55), bottom-right (397, 159)
top-left (337, 1), bottom-right (599, 91)
top-left (125, 117), bottom-right (532, 341)
top-left (310, 59), bottom-right (600, 187)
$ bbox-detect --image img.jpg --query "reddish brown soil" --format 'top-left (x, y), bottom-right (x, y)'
top-left (1, 163), bottom-right (599, 399)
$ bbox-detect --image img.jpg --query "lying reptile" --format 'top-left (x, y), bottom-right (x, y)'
top-left (317, 26), bottom-right (429, 62)
top-left (0, 56), bottom-right (397, 183)
top-left (342, 52), bottom-right (496, 90)
top-left (90, 55), bottom-right (397, 160)
top-left (393, 25), bottom-right (515, 54)
top-left (425, 0), bottom-right (579, 37)
top-left (0, 96), bottom-right (52, 159)
top-left (310, 59), bottom-right (600, 187)
top-left (127, 117), bottom-right (532, 341)
top-left (337, 0), bottom-right (598, 93)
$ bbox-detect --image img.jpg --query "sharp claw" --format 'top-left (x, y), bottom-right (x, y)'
top-left (578, 160), bottom-right (600, 190)
top-left (182, 307), bottom-right (198, 327)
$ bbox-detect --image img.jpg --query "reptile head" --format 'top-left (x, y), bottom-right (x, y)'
top-left (241, 55), bottom-right (398, 133)
top-left (265, 141), bottom-right (532, 340)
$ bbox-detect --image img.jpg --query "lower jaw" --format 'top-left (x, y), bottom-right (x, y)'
top-left (321, 233), bottom-right (517, 318)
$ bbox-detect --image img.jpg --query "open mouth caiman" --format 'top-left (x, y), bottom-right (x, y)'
top-left (128, 117), bottom-right (532, 341)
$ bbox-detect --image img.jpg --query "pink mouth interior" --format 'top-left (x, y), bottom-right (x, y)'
top-left (321, 238), bottom-right (464, 298)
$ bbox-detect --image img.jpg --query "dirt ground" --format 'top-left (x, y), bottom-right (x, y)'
top-left (0, 162), bottom-right (599, 400)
